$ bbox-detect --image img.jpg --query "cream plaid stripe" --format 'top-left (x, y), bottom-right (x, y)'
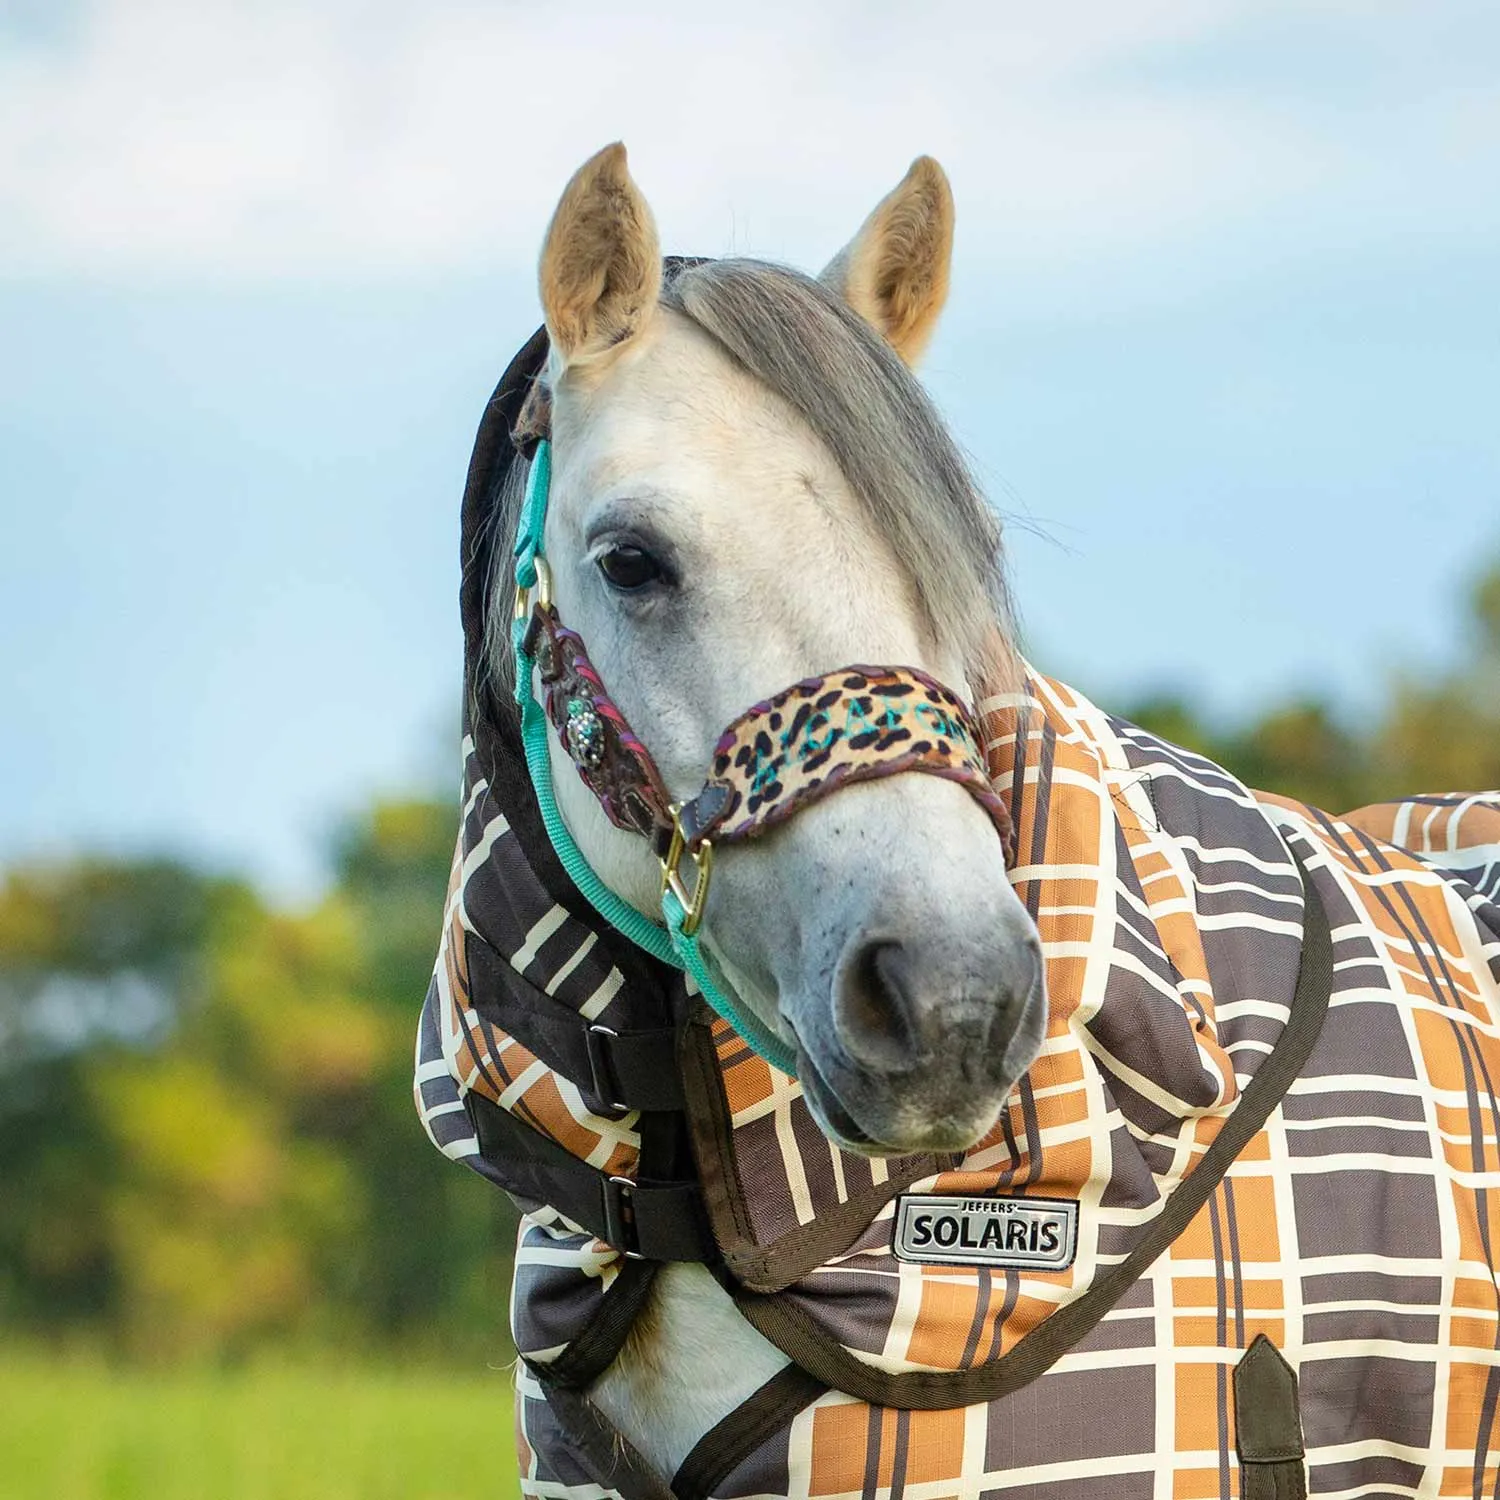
top-left (415, 737), bottom-right (655, 1182)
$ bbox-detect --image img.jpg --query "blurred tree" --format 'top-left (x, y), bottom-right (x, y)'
top-left (1220, 700), bottom-right (1370, 814)
top-left (324, 800), bottom-right (516, 1353)
top-left (1111, 694), bottom-right (1231, 767)
top-left (0, 859), bottom-right (237, 1333)
top-left (0, 858), bottom-right (229, 1069)
top-left (0, 817), bottom-right (514, 1365)
top-left (1129, 555), bottom-right (1499, 810)
top-left (334, 799), bottom-right (456, 1011)
top-left (1366, 559), bottom-right (1500, 800)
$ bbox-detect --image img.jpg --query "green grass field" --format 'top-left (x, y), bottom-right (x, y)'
top-left (0, 1359), bottom-right (521, 1500)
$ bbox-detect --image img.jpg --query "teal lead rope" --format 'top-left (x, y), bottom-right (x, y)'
top-left (510, 440), bottom-right (798, 1075)
top-left (661, 892), bottom-right (798, 1074)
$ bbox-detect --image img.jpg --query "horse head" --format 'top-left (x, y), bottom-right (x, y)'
top-left (495, 143), bottom-right (1046, 1157)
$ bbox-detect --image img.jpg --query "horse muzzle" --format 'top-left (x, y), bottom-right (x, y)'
top-left (792, 897), bottom-right (1047, 1157)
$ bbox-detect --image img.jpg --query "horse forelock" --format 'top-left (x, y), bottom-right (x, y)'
top-left (662, 259), bottom-right (1015, 690)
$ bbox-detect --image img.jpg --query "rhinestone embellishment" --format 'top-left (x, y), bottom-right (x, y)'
top-left (565, 698), bottom-right (606, 770)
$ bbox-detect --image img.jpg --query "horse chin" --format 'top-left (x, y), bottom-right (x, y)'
top-left (795, 1042), bottom-right (1005, 1160)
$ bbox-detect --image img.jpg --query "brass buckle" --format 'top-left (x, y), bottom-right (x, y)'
top-left (659, 804), bottom-right (713, 936)
top-left (513, 554), bottom-right (554, 622)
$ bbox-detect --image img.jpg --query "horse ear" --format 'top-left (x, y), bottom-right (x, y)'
top-left (539, 143), bottom-right (662, 372)
top-left (821, 157), bottom-right (954, 366)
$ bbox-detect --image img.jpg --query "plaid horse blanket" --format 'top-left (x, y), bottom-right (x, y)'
top-left (417, 659), bottom-right (1500, 1498)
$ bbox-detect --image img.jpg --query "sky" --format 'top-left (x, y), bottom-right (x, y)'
top-left (2, 0), bottom-right (1497, 899)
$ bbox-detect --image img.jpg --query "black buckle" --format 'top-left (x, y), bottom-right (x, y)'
top-left (584, 1024), bottom-right (625, 1112)
top-left (602, 1175), bottom-right (641, 1258)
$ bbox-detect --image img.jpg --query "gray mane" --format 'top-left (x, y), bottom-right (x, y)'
top-left (485, 259), bottom-right (1014, 717)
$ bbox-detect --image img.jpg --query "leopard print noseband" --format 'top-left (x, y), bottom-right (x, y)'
top-left (674, 664), bottom-right (1012, 850)
top-left (524, 594), bottom-right (1013, 928)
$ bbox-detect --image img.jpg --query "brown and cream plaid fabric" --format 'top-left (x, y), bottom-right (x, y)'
top-left (690, 672), bottom-right (1310, 1326)
top-left (668, 681), bottom-right (1500, 1496)
top-left (418, 672), bottom-right (1500, 1495)
top-left (415, 732), bottom-right (650, 1181)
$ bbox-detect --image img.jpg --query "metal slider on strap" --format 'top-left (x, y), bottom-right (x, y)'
top-left (585, 1024), bottom-right (626, 1112)
top-left (602, 1175), bottom-right (642, 1259)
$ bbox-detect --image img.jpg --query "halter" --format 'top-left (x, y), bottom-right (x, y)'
top-left (510, 434), bottom-right (1013, 1075)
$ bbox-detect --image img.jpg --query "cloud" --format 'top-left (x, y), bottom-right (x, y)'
top-left (0, 0), bottom-right (1413, 281)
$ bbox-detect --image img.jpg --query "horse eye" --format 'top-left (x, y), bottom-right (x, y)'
top-left (596, 543), bottom-right (663, 592)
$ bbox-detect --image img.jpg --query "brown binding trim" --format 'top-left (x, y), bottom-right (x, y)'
top-left (679, 1006), bottom-right (947, 1294)
top-left (672, 1365), bottom-right (827, 1500)
top-left (729, 839), bottom-right (1333, 1409)
top-left (526, 1258), bottom-right (660, 1392)
top-left (539, 1382), bottom-right (675, 1500)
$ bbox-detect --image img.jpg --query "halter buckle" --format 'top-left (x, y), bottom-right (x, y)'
top-left (660, 805), bottom-right (713, 937)
top-left (584, 1024), bottom-right (626, 1112)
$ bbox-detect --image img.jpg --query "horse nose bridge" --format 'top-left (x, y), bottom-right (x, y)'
top-left (780, 758), bottom-right (1013, 906)
top-left (803, 759), bottom-right (1002, 845)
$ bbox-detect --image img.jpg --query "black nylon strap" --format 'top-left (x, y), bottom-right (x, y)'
top-left (600, 1027), bottom-right (689, 1109)
top-left (466, 939), bottom-right (685, 1114)
top-left (467, 1092), bottom-right (714, 1262)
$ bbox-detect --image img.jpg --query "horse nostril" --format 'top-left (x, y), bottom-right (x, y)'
top-left (834, 940), bottom-right (927, 1074)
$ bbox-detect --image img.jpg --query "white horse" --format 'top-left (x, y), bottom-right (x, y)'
top-left (511, 144), bottom-right (1043, 1477)
top-left (448, 144), bottom-right (1500, 1495)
